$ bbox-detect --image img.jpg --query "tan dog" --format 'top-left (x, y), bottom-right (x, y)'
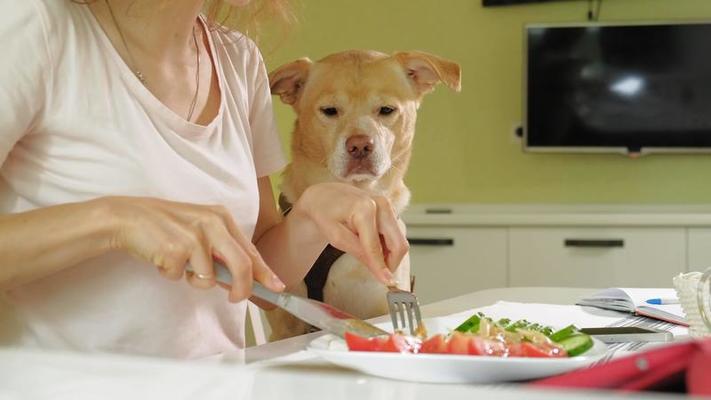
top-left (266, 50), bottom-right (461, 340)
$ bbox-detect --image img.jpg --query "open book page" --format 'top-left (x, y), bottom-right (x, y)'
top-left (619, 288), bottom-right (685, 319)
top-left (576, 288), bottom-right (635, 312)
top-left (577, 288), bottom-right (686, 325)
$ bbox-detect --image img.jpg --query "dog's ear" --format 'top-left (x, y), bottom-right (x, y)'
top-left (269, 58), bottom-right (313, 105)
top-left (393, 51), bottom-right (461, 96)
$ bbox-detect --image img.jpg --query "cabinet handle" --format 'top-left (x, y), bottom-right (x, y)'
top-left (407, 238), bottom-right (455, 246)
top-left (564, 239), bottom-right (624, 248)
top-left (425, 208), bottom-right (452, 214)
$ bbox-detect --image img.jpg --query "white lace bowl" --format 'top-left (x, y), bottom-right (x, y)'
top-left (673, 269), bottom-right (711, 338)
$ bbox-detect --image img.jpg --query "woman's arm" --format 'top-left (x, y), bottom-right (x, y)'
top-left (0, 196), bottom-right (285, 299)
top-left (252, 178), bottom-right (328, 288)
top-left (253, 177), bottom-right (409, 288)
top-left (0, 199), bottom-right (114, 290)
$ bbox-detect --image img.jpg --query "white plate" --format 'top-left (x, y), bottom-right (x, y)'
top-left (307, 318), bottom-right (608, 384)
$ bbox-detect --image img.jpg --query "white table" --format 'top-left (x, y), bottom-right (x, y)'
top-left (0, 288), bottom-right (689, 399)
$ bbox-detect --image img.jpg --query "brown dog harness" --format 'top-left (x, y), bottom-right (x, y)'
top-left (279, 194), bottom-right (344, 302)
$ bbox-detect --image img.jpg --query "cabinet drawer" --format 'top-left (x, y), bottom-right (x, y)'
top-left (509, 227), bottom-right (686, 288)
top-left (406, 226), bottom-right (507, 304)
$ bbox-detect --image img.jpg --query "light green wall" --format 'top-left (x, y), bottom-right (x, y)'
top-left (263, 0), bottom-right (711, 204)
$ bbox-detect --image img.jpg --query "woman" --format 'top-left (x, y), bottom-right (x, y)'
top-left (0, 0), bottom-right (408, 358)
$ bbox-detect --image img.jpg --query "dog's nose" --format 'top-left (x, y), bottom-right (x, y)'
top-left (346, 135), bottom-right (374, 160)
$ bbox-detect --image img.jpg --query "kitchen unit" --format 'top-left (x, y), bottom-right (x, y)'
top-left (404, 204), bottom-right (711, 304)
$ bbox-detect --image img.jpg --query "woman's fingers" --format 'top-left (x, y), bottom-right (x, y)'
top-left (149, 225), bottom-right (204, 284)
top-left (215, 212), bottom-right (286, 294)
top-left (158, 242), bottom-right (191, 281)
top-left (327, 215), bottom-right (393, 286)
top-left (204, 226), bottom-right (253, 302)
top-left (373, 196), bottom-right (409, 272)
top-left (301, 185), bottom-right (404, 286)
top-left (185, 252), bottom-right (216, 289)
top-left (222, 246), bottom-right (253, 302)
top-left (349, 201), bottom-right (394, 285)
top-left (205, 220), bottom-right (285, 302)
top-left (251, 254), bottom-right (286, 292)
top-left (114, 197), bottom-right (281, 300)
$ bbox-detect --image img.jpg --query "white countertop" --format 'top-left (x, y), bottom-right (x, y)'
top-left (402, 204), bottom-right (711, 226)
top-left (0, 287), bottom-right (692, 399)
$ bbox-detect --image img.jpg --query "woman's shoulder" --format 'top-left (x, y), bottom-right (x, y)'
top-left (8, 0), bottom-right (76, 28)
top-left (210, 26), bottom-right (272, 96)
top-left (212, 27), bottom-right (265, 68)
top-left (0, 1), bottom-right (74, 66)
top-left (3, 0), bottom-right (79, 51)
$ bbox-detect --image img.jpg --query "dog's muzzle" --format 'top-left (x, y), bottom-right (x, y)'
top-left (343, 135), bottom-right (378, 178)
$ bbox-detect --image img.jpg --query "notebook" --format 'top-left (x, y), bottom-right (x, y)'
top-left (576, 288), bottom-right (688, 326)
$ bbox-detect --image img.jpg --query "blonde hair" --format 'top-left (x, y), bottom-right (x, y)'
top-left (73, 1), bottom-right (296, 45)
top-left (204, 0), bottom-right (296, 44)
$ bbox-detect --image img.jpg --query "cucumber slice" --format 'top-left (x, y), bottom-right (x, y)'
top-left (502, 319), bottom-right (554, 336)
top-left (496, 318), bottom-right (512, 328)
top-left (505, 319), bottom-right (530, 332)
top-left (454, 314), bottom-right (481, 333)
top-left (550, 324), bottom-right (579, 343)
top-left (528, 323), bottom-right (554, 336)
top-left (557, 334), bottom-right (594, 357)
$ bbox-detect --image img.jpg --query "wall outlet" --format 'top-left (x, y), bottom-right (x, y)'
top-left (510, 122), bottom-right (523, 144)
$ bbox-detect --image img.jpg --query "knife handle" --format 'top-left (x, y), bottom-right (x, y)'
top-left (211, 261), bottom-right (280, 304)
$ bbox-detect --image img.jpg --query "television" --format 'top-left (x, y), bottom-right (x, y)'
top-left (524, 22), bottom-right (711, 155)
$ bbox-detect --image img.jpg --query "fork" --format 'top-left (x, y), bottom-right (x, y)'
top-left (387, 286), bottom-right (425, 337)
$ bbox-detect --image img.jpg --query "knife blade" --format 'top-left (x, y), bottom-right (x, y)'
top-left (212, 262), bottom-right (388, 338)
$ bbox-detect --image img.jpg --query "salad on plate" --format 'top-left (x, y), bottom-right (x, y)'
top-left (308, 311), bottom-right (607, 383)
top-left (344, 312), bottom-right (594, 358)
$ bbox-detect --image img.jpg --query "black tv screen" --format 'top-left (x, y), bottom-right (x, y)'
top-left (525, 22), bottom-right (711, 154)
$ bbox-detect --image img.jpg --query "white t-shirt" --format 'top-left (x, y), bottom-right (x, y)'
top-left (0, 0), bottom-right (286, 358)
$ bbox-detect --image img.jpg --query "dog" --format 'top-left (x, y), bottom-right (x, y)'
top-left (265, 50), bottom-right (461, 340)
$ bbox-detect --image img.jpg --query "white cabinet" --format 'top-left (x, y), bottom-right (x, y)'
top-left (508, 227), bottom-right (687, 288)
top-left (407, 226), bottom-right (507, 304)
top-left (687, 228), bottom-right (711, 271)
top-left (404, 204), bottom-right (711, 294)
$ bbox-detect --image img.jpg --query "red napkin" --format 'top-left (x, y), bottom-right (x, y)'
top-left (531, 339), bottom-right (711, 396)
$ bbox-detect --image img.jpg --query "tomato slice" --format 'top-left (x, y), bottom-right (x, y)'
top-left (378, 334), bottom-right (414, 353)
top-left (420, 334), bottom-right (447, 354)
top-left (345, 331), bottom-right (384, 352)
top-left (346, 331), bottom-right (567, 358)
top-left (519, 342), bottom-right (567, 358)
top-left (469, 336), bottom-right (507, 356)
top-left (507, 342), bottom-right (525, 357)
top-left (447, 333), bottom-right (509, 356)
top-left (344, 332), bottom-right (420, 353)
top-left (447, 332), bottom-right (471, 354)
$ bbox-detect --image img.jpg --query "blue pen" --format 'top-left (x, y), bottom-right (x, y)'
top-left (645, 298), bottom-right (679, 305)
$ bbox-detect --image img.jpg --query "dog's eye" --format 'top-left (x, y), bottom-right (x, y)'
top-left (320, 107), bottom-right (339, 117)
top-left (379, 106), bottom-right (396, 116)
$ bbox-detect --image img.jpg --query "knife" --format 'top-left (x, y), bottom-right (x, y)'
top-left (211, 262), bottom-right (389, 338)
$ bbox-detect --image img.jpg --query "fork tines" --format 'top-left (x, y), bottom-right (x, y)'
top-left (387, 287), bottom-right (423, 336)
